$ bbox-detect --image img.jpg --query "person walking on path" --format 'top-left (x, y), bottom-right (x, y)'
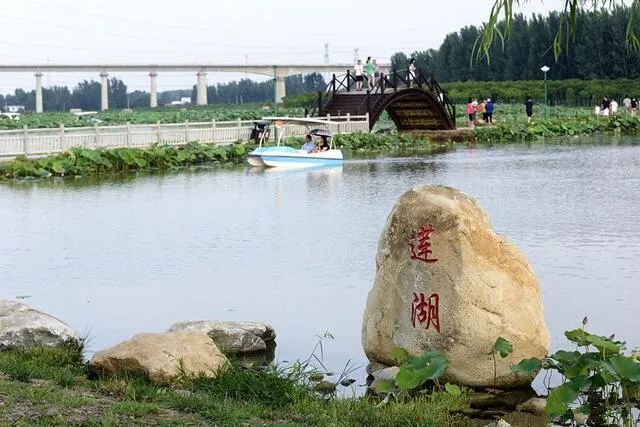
top-left (525, 96), bottom-right (534, 124)
top-left (477, 99), bottom-right (486, 123)
top-left (353, 59), bottom-right (364, 91)
top-left (485, 98), bottom-right (494, 124)
top-left (623, 95), bottom-right (632, 114)
top-left (466, 98), bottom-right (476, 127)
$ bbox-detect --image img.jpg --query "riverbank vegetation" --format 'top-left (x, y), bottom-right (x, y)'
top-left (0, 344), bottom-right (469, 426)
top-left (0, 142), bottom-right (248, 180)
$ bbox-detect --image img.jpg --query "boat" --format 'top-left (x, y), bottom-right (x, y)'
top-left (247, 117), bottom-right (344, 168)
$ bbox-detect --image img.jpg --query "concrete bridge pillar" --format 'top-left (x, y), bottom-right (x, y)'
top-left (149, 71), bottom-right (158, 108)
top-left (276, 74), bottom-right (287, 103)
top-left (100, 72), bottom-right (109, 111)
top-left (35, 72), bottom-right (43, 113)
top-left (196, 71), bottom-right (208, 105)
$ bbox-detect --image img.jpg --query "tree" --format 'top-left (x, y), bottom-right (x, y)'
top-left (72, 80), bottom-right (101, 110)
top-left (108, 78), bottom-right (128, 109)
top-left (477, 0), bottom-right (639, 63)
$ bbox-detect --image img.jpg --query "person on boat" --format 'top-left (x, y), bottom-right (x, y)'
top-left (315, 136), bottom-right (330, 152)
top-left (301, 135), bottom-right (316, 153)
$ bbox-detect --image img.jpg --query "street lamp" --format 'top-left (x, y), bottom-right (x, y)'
top-left (540, 65), bottom-right (550, 120)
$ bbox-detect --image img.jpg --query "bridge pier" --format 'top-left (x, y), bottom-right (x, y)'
top-left (35, 72), bottom-right (43, 113)
top-left (100, 72), bottom-right (109, 111)
top-left (149, 71), bottom-right (158, 108)
top-left (275, 69), bottom-right (287, 103)
top-left (196, 71), bottom-right (208, 105)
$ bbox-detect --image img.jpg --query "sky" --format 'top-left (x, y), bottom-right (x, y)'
top-left (0, 0), bottom-right (560, 95)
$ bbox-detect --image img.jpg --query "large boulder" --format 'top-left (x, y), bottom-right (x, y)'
top-left (89, 332), bottom-right (228, 384)
top-left (0, 300), bottom-right (78, 350)
top-left (362, 185), bottom-right (549, 389)
top-left (168, 321), bottom-right (276, 355)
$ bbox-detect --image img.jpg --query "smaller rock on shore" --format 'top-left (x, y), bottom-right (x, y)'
top-left (0, 300), bottom-right (78, 350)
top-left (89, 332), bottom-right (228, 384)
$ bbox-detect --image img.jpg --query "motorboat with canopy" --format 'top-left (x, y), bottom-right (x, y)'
top-left (247, 117), bottom-right (343, 168)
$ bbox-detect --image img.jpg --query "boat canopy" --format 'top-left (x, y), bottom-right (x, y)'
top-left (309, 128), bottom-right (332, 138)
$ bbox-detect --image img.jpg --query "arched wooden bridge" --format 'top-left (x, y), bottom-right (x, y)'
top-left (318, 68), bottom-right (456, 131)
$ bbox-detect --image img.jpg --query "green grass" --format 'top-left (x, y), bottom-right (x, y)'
top-left (0, 345), bottom-right (472, 426)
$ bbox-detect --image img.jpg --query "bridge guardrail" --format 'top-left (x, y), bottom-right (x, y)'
top-left (0, 115), bottom-right (369, 159)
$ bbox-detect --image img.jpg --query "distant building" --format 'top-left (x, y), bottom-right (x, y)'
top-left (6, 105), bottom-right (25, 113)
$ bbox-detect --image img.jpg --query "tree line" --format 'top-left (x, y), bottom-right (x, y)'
top-left (0, 73), bottom-right (326, 112)
top-left (391, 7), bottom-right (639, 82)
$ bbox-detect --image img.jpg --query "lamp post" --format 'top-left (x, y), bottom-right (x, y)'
top-left (540, 65), bottom-right (550, 120)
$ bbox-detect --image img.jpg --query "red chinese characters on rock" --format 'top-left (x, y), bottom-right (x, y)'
top-left (408, 225), bottom-right (438, 264)
top-left (411, 292), bottom-right (440, 333)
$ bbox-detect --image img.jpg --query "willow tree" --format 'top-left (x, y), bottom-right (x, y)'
top-left (476, 0), bottom-right (640, 62)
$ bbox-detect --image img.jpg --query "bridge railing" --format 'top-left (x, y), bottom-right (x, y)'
top-left (0, 115), bottom-right (369, 159)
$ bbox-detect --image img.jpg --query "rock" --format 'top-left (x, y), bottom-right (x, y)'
top-left (366, 361), bottom-right (389, 375)
top-left (362, 185), bottom-right (550, 389)
top-left (0, 300), bottom-right (78, 350)
top-left (484, 420), bottom-right (511, 427)
top-left (89, 332), bottom-right (228, 384)
top-left (371, 366), bottom-right (400, 382)
top-left (516, 397), bottom-right (546, 416)
top-left (168, 320), bottom-right (275, 355)
top-left (469, 389), bottom-right (537, 410)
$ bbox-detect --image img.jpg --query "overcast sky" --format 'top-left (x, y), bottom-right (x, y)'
top-left (0, 0), bottom-right (560, 94)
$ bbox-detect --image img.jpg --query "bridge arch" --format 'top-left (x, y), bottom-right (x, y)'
top-left (367, 88), bottom-right (456, 131)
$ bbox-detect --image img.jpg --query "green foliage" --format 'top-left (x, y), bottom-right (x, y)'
top-left (510, 358), bottom-right (543, 378)
top-left (376, 348), bottom-right (450, 397)
top-left (513, 325), bottom-right (640, 425)
top-left (0, 142), bottom-right (248, 181)
top-left (491, 337), bottom-right (514, 358)
top-left (334, 132), bottom-right (436, 151)
top-left (476, 1), bottom-right (639, 63)
top-left (444, 79), bottom-right (640, 106)
top-left (471, 105), bottom-right (640, 142)
top-left (394, 7), bottom-right (640, 83)
top-left (396, 351), bottom-right (449, 392)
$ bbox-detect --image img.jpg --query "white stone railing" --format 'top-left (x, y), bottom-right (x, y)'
top-left (0, 115), bottom-right (370, 159)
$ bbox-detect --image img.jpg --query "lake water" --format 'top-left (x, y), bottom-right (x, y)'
top-left (1, 139), bottom-right (639, 378)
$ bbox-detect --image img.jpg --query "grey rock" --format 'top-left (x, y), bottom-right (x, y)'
top-left (516, 397), bottom-right (546, 416)
top-left (168, 320), bottom-right (275, 355)
top-left (483, 420), bottom-right (511, 427)
top-left (470, 389), bottom-right (537, 410)
top-left (366, 361), bottom-right (390, 375)
top-left (0, 300), bottom-right (77, 350)
top-left (371, 366), bottom-right (400, 382)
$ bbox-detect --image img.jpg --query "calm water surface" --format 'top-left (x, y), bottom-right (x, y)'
top-left (1, 140), bottom-right (639, 375)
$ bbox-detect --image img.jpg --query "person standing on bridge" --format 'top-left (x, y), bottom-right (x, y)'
top-left (408, 59), bottom-right (416, 87)
top-left (354, 59), bottom-right (364, 91)
top-left (365, 57), bottom-right (376, 89)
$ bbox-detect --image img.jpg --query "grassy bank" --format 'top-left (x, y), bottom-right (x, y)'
top-left (0, 344), bottom-right (470, 426)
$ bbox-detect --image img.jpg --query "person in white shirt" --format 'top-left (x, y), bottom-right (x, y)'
top-left (408, 58), bottom-right (416, 87)
top-left (353, 59), bottom-right (364, 91)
